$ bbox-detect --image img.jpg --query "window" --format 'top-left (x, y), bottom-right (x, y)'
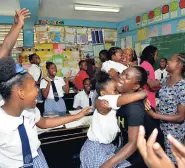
top-left (0, 24), bottom-right (23, 48)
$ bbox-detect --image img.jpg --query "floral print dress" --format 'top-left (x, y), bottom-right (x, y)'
top-left (158, 78), bottom-right (185, 163)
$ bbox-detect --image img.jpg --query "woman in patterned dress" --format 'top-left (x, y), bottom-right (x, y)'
top-left (145, 53), bottom-right (185, 164)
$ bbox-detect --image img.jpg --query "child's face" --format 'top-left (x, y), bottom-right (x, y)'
top-left (80, 62), bottom-right (87, 71)
top-left (99, 54), bottom-right (107, 63)
top-left (160, 59), bottom-right (167, 69)
top-left (112, 49), bottom-right (122, 62)
top-left (19, 74), bottom-right (38, 109)
top-left (84, 79), bottom-right (91, 93)
top-left (31, 54), bottom-right (40, 65)
top-left (101, 80), bottom-right (118, 96)
top-left (48, 64), bottom-right (57, 76)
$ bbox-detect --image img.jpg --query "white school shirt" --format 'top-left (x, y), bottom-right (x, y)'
top-left (155, 68), bottom-right (168, 81)
top-left (40, 76), bottom-right (66, 99)
top-left (87, 95), bottom-right (120, 144)
top-left (28, 64), bottom-right (42, 82)
top-left (101, 60), bottom-right (127, 73)
top-left (0, 106), bottom-right (41, 168)
top-left (73, 90), bottom-right (94, 109)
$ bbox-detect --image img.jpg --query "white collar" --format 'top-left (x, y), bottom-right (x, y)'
top-left (0, 107), bottom-right (35, 131)
top-left (31, 64), bottom-right (41, 68)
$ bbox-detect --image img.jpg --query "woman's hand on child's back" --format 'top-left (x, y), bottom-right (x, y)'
top-left (95, 99), bottom-right (111, 115)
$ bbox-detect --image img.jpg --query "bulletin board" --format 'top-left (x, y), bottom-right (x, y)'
top-left (18, 25), bottom-right (117, 77)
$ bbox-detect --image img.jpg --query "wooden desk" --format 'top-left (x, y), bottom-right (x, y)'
top-left (38, 125), bottom-right (89, 168)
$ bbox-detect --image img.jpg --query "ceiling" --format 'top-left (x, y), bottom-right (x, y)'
top-left (0, 0), bottom-right (174, 22)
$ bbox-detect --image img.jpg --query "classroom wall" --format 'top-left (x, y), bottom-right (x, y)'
top-left (117, 0), bottom-right (185, 51)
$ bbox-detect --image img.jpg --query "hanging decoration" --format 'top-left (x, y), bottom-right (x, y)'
top-left (38, 20), bottom-right (65, 25)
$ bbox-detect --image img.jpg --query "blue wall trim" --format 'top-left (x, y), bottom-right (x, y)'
top-left (37, 17), bottom-right (117, 29)
top-left (0, 16), bottom-right (117, 29)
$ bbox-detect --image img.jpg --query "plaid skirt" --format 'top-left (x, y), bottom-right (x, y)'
top-left (33, 148), bottom-right (49, 168)
top-left (20, 148), bottom-right (48, 168)
top-left (44, 98), bottom-right (66, 116)
top-left (80, 139), bottom-right (131, 168)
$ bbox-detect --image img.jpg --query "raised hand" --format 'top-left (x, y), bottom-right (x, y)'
top-left (14, 8), bottom-right (31, 26)
top-left (65, 70), bottom-right (72, 79)
top-left (168, 134), bottom-right (185, 168)
top-left (137, 126), bottom-right (175, 168)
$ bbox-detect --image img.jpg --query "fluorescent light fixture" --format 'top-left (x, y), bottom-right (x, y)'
top-left (74, 4), bottom-right (120, 13)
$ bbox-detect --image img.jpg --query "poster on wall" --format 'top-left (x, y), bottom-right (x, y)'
top-left (162, 5), bottom-right (170, 20)
top-left (170, 1), bottom-right (178, 18)
top-left (138, 28), bottom-right (147, 41)
top-left (147, 26), bottom-right (158, 38)
top-left (177, 19), bottom-right (185, 31)
top-left (179, 0), bottom-right (185, 15)
top-left (148, 11), bottom-right (155, 24)
top-left (154, 8), bottom-right (162, 22)
top-left (104, 29), bottom-right (117, 42)
top-left (136, 16), bottom-right (141, 26)
top-left (19, 44), bottom-right (80, 77)
top-left (162, 24), bottom-right (172, 35)
top-left (126, 36), bottom-right (133, 48)
top-left (76, 27), bottom-right (88, 44)
top-left (142, 13), bottom-right (148, 26)
top-left (121, 38), bottom-right (126, 49)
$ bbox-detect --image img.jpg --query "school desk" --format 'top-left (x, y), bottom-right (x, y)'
top-left (38, 114), bottom-right (92, 168)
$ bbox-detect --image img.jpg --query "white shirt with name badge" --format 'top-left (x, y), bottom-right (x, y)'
top-left (101, 60), bottom-right (127, 73)
top-left (28, 64), bottom-right (42, 82)
top-left (87, 94), bottom-right (121, 144)
top-left (73, 90), bottom-right (94, 109)
top-left (40, 76), bottom-right (66, 99)
top-left (0, 105), bottom-right (41, 168)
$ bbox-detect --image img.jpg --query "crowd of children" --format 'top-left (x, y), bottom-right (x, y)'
top-left (0, 7), bottom-right (185, 168)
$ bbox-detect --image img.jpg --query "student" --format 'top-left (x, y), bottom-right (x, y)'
top-left (80, 70), bottom-right (147, 168)
top-left (101, 47), bottom-right (127, 80)
top-left (28, 53), bottom-right (44, 114)
top-left (0, 56), bottom-right (91, 168)
top-left (99, 49), bottom-right (109, 63)
top-left (73, 78), bottom-right (94, 109)
top-left (140, 45), bottom-right (161, 110)
top-left (28, 53), bottom-right (42, 85)
top-left (40, 61), bottom-right (71, 116)
top-left (94, 50), bottom-right (109, 71)
top-left (73, 60), bottom-right (89, 90)
top-left (155, 58), bottom-right (168, 81)
top-left (144, 53), bottom-right (185, 164)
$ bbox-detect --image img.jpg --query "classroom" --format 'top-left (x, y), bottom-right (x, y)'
top-left (0, 0), bottom-right (185, 168)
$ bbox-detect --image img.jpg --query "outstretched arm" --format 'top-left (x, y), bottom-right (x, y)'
top-left (36, 107), bottom-right (91, 129)
top-left (0, 8), bottom-right (30, 58)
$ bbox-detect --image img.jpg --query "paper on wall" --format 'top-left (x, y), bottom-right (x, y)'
top-left (138, 28), bottom-right (147, 41)
top-left (162, 24), bottom-right (172, 35)
top-left (121, 38), bottom-right (126, 49)
top-left (126, 36), bottom-right (133, 48)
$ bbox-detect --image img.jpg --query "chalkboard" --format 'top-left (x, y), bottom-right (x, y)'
top-left (150, 33), bottom-right (185, 69)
